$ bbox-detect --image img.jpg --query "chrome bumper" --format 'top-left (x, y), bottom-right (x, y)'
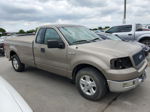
top-left (107, 71), bottom-right (146, 92)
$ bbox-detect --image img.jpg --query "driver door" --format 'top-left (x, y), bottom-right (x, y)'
top-left (35, 28), bottom-right (68, 76)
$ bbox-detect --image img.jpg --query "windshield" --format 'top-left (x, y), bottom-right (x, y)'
top-left (59, 26), bottom-right (101, 45)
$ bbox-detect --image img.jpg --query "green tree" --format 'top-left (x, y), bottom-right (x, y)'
top-left (98, 27), bottom-right (103, 30)
top-left (26, 29), bottom-right (36, 33)
top-left (0, 28), bottom-right (6, 36)
top-left (0, 28), bottom-right (6, 33)
top-left (92, 28), bottom-right (98, 30)
top-left (18, 29), bottom-right (25, 34)
top-left (104, 26), bottom-right (110, 29)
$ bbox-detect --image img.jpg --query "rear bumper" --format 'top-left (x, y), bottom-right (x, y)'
top-left (107, 71), bottom-right (146, 92)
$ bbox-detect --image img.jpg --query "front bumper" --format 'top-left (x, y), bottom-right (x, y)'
top-left (107, 71), bottom-right (146, 92)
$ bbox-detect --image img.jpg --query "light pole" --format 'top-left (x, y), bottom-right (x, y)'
top-left (123, 0), bottom-right (126, 24)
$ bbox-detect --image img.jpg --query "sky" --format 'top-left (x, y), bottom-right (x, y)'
top-left (0, 0), bottom-right (150, 32)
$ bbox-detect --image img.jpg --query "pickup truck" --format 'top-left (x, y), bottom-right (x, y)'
top-left (5, 25), bottom-right (148, 101)
top-left (106, 24), bottom-right (150, 47)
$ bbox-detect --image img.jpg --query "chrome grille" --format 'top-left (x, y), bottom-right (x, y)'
top-left (133, 50), bottom-right (145, 66)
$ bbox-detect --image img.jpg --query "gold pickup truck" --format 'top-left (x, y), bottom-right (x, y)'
top-left (5, 25), bottom-right (148, 101)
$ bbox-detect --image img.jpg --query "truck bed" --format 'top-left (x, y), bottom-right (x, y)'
top-left (6, 35), bottom-right (35, 44)
top-left (5, 35), bottom-right (35, 67)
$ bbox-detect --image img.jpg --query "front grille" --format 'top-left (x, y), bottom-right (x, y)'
top-left (133, 50), bottom-right (145, 66)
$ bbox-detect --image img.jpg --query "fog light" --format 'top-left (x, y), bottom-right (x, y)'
top-left (123, 81), bottom-right (135, 87)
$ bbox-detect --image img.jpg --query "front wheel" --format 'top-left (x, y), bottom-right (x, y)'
top-left (141, 39), bottom-right (150, 47)
top-left (76, 67), bottom-right (107, 101)
top-left (11, 55), bottom-right (25, 72)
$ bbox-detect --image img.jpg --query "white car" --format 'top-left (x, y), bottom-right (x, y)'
top-left (0, 77), bottom-right (33, 112)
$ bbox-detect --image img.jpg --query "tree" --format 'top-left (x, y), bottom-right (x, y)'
top-left (0, 28), bottom-right (6, 33)
top-left (18, 29), bottom-right (25, 34)
top-left (92, 28), bottom-right (98, 30)
top-left (0, 28), bottom-right (6, 36)
top-left (104, 26), bottom-right (110, 29)
top-left (26, 29), bottom-right (36, 33)
top-left (98, 27), bottom-right (103, 30)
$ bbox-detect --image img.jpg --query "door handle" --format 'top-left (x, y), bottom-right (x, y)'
top-left (128, 34), bottom-right (132, 36)
top-left (41, 48), bottom-right (45, 53)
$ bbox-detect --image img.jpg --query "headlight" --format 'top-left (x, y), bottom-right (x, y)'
top-left (110, 57), bottom-right (133, 69)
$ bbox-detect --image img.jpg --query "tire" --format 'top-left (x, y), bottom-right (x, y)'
top-left (140, 39), bottom-right (150, 47)
top-left (76, 67), bottom-right (107, 101)
top-left (11, 55), bottom-right (25, 72)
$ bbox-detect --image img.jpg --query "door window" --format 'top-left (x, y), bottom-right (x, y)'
top-left (36, 28), bottom-right (46, 44)
top-left (119, 25), bottom-right (132, 32)
top-left (44, 28), bottom-right (61, 44)
top-left (106, 25), bottom-right (132, 33)
top-left (106, 26), bottom-right (120, 33)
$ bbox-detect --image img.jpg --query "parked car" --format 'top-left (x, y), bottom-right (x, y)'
top-left (0, 76), bottom-right (33, 112)
top-left (96, 32), bottom-right (150, 56)
top-left (0, 36), bottom-right (8, 55)
top-left (105, 24), bottom-right (150, 47)
top-left (5, 25), bottom-right (147, 101)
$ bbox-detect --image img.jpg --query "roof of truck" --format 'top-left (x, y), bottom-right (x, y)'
top-left (39, 24), bottom-right (82, 28)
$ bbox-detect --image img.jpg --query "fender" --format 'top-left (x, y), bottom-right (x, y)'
top-left (137, 34), bottom-right (150, 42)
top-left (70, 55), bottom-right (109, 79)
top-left (9, 46), bottom-right (18, 59)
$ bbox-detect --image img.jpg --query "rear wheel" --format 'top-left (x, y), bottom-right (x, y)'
top-left (76, 67), bottom-right (107, 101)
top-left (11, 55), bottom-right (25, 72)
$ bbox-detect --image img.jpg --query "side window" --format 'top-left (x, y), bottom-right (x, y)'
top-left (119, 25), bottom-right (132, 32)
top-left (44, 28), bottom-right (60, 44)
top-left (106, 26), bottom-right (120, 33)
top-left (36, 28), bottom-right (45, 44)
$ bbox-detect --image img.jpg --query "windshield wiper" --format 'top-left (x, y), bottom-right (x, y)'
top-left (72, 40), bottom-right (90, 44)
top-left (90, 38), bottom-right (101, 42)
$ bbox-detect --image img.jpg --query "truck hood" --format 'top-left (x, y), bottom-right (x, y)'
top-left (76, 40), bottom-right (142, 58)
top-left (0, 77), bottom-right (33, 112)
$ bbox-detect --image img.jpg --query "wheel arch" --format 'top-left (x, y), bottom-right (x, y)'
top-left (10, 50), bottom-right (18, 60)
top-left (72, 63), bottom-right (107, 83)
top-left (138, 36), bottom-right (150, 42)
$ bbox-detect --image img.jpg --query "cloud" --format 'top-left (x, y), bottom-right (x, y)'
top-left (0, 0), bottom-right (149, 31)
top-left (68, 0), bottom-right (107, 8)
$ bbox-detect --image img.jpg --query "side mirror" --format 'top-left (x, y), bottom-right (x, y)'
top-left (47, 40), bottom-right (65, 49)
